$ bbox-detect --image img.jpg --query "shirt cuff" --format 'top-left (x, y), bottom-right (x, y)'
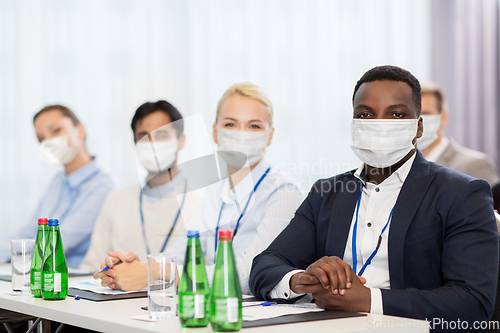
top-left (369, 288), bottom-right (383, 314)
top-left (269, 269), bottom-right (305, 300)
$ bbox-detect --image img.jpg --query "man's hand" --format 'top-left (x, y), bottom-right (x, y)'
top-left (290, 256), bottom-right (366, 296)
top-left (312, 274), bottom-right (371, 312)
top-left (93, 251), bottom-right (147, 291)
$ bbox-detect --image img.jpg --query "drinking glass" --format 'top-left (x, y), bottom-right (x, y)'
top-left (147, 254), bottom-right (177, 320)
top-left (11, 239), bottom-right (35, 293)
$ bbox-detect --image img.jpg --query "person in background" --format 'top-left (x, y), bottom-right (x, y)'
top-left (94, 83), bottom-right (304, 295)
top-left (491, 182), bottom-right (500, 212)
top-left (249, 66), bottom-right (497, 330)
top-left (0, 105), bottom-right (116, 268)
top-left (418, 82), bottom-right (499, 185)
top-left (80, 101), bottom-right (202, 271)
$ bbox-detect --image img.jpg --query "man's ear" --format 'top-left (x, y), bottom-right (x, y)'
top-left (416, 117), bottom-right (424, 139)
top-left (441, 110), bottom-right (450, 128)
top-left (437, 110), bottom-right (449, 138)
top-left (213, 124), bottom-right (218, 145)
top-left (178, 134), bottom-right (186, 151)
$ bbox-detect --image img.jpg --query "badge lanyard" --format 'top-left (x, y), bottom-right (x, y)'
top-left (214, 166), bottom-right (271, 255)
top-left (352, 190), bottom-right (395, 276)
top-left (49, 169), bottom-right (101, 221)
top-left (139, 178), bottom-right (187, 255)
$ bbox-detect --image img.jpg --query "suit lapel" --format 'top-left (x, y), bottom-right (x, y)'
top-left (435, 140), bottom-right (455, 165)
top-left (388, 151), bottom-right (435, 288)
top-left (327, 174), bottom-right (364, 259)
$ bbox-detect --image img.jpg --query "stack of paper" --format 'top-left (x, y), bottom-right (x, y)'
top-left (243, 303), bottom-right (324, 321)
top-left (69, 277), bottom-right (146, 295)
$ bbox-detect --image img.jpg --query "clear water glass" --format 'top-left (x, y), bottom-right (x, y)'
top-left (11, 239), bottom-right (35, 293)
top-left (148, 254), bottom-right (177, 320)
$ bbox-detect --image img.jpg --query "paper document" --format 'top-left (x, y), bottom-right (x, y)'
top-left (0, 264), bottom-right (11, 275)
top-left (131, 314), bottom-right (178, 322)
top-left (69, 277), bottom-right (146, 295)
top-left (243, 303), bottom-right (324, 321)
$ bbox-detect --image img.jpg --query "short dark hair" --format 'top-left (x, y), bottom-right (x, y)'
top-left (352, 65), bottom-right (422, 115)
top-left (33, 104), bottom-right (80, 125)
top-left (131, 100), bottom-right (184, 138)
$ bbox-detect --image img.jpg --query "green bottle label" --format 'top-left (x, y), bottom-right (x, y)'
top-left (33, 272), bottom-right (41, 289)
top-left (43, 273), bottom-right (61, 292)
top-left (215, 298), bottom-right (238, 323)
top-left (182, 294), bottom-right (206, 319)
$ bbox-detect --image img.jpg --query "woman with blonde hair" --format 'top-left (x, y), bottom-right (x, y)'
top-left (95, 83), bottom-right (303, 295)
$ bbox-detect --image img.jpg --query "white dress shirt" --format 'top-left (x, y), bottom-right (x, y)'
top-left (181, 158), bottom-right (304, 295)
top-left (270, 153), bottom-right (417, 314)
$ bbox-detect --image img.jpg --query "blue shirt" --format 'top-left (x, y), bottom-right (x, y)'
top-left (1, 158), bottom-right (117, 267)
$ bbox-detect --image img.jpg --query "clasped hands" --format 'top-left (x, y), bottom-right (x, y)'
top-left (289, 256), bottom-right (371, 312)
top-left (93, 251), bottom-right (180, 291)
top-left (92, 251), bottom-right (149, 291)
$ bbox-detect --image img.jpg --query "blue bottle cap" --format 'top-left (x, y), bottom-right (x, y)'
top-left (187, 230), bottom-right (200, 238)
top-left (48, 218), bottom-right (59, 226)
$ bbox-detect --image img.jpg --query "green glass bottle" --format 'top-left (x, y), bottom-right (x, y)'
top-left (30, 218), bottom-right (49, 298)
top-left (41, 218), bottom-right (68, 300)
top-left (179, 230), bottom-right (210, 327)
top-left (210, 230), bottom-right (242, 331)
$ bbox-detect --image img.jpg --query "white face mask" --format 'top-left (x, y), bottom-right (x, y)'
top-left (417, 115), bottom-right (441, 150)
top-left (217, 128), bottom-right (269, 167)
top-left (351, 119), bottom-right (418, 168)
top-left (135, 139), bottom-right (178, 174)
top-left (39, 135), bottom-right (79, 165)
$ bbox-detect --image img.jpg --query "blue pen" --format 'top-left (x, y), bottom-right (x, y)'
top-left (97, 260), bottom-right (122, 273)
top-left (243, 301), bottom-right (276, 308)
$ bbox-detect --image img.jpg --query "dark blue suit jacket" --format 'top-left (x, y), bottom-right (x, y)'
top-left (250, 152), bottom-right (498, 328)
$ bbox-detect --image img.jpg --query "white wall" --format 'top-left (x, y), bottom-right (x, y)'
top-left (0, 0), bottom-right (432, 234)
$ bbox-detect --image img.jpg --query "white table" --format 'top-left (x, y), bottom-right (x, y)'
top-left (0, 280), bottom-right (429, 333)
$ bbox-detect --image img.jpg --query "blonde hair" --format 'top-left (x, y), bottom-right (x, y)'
top-left (215, 82), bottom-right (274, 126)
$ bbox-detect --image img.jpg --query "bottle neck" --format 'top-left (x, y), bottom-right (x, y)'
top-left (49, 225), bottom-right (60, 230)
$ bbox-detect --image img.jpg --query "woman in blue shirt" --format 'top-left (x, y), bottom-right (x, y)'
top-left (1, 105), bottom-right (116, 268)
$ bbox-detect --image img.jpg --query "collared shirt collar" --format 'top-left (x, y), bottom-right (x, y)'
top-left (143, 171), bottom-right (186, 200)
top-left (354, 151), bottom-right (417, 186)
top-left (425, 136), bottom-right (449, 162)
top-left (221, 158), bottom-right (271, 206)
top-left (64, 157), bottom-right (100, 189)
